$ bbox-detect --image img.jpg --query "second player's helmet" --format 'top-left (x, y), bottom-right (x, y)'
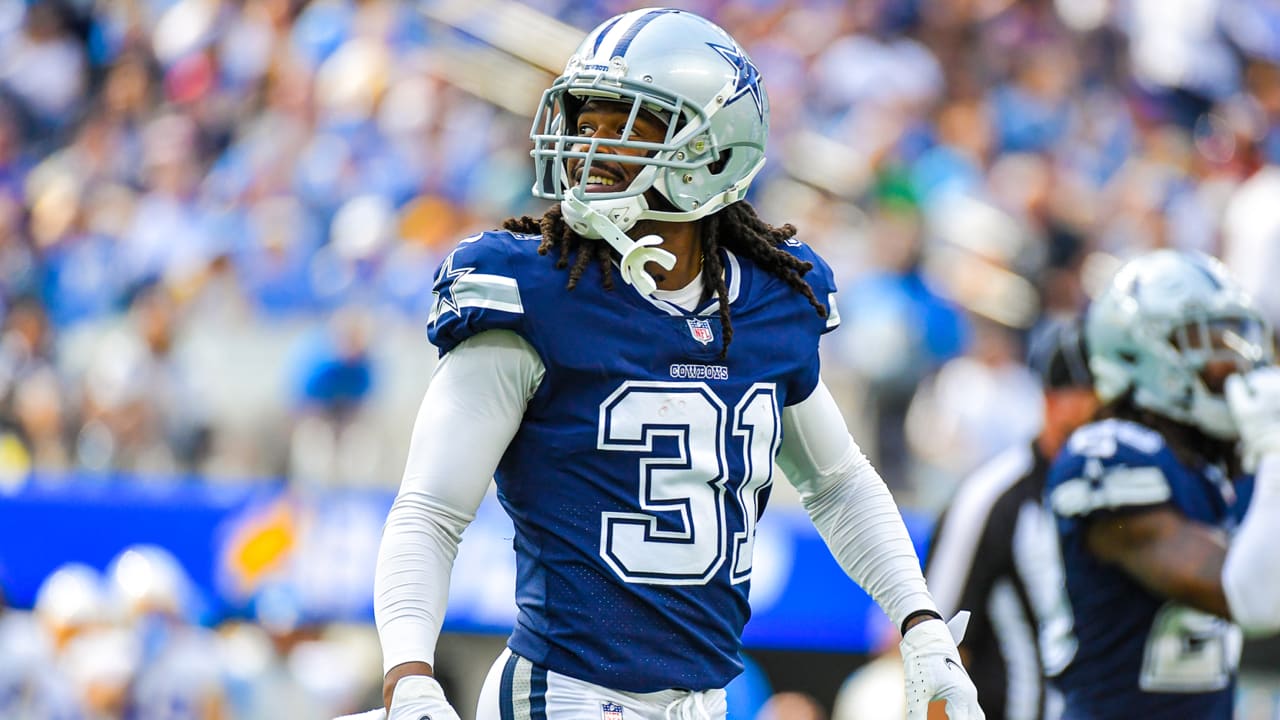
top-left (530, 8), bottom-right (769, 236)
top-left (1086, 249), bottom-right (1274, 439)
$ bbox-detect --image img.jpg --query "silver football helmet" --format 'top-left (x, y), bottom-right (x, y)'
top-left (1086, 249), bottom-right (1274, 439)
top-left (529, 9), bottom-right (768, 291)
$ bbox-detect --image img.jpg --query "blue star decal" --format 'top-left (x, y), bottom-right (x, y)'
top-left (430, 250), bottom-right (473, 324)
top-left (707, 42), bottom-right (764, 120)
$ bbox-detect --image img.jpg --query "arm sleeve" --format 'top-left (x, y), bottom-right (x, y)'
top-left (777, 379), bottom-right (937, 629)
top-left (1223, 454), bottom-right (1280, 637)
top-left (374, 330), bottom-right (544, 673)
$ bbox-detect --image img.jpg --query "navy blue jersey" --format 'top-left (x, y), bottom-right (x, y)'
top-left (428, 230), bottom-right (839, 692)
top-left (1043, 419), bottom-right (1247, 720)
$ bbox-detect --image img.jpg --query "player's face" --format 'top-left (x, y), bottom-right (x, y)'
top-left (567, 99), bottom-right (669, 193)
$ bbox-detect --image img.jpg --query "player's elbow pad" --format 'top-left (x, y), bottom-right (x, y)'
top-left (1223, 552), bottom-right (1280, 637)
top-left (1223, 455), bottom-right (1280, 638)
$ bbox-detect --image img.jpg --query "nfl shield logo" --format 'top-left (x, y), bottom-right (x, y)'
top-left (687, 318), bottom-right (714, 345)
top-left (601, 702), bottom-right (624, 720)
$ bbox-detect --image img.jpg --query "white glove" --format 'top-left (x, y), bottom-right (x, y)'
top-left (901, 611), bottom-right (985, 720)
top-left (1226, 366), bottom-right (1280, 473)
top-left (332, 676), bottom-right (461, 720)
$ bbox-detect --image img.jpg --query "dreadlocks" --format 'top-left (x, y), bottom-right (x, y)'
top-left (502, 202), bottom-right (827, 358)
top-left (1097, 392), bottom-right (1244, 478)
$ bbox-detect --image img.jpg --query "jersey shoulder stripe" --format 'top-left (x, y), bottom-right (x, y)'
top-left (428, 231), bottom-right (539, 354)
top-left (1047, 419), bottom-right (1175, 518)
top-left (1048, 465), bottom-right (1172, 517)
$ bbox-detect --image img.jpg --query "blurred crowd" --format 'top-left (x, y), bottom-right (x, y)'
top-left (0, 544), bottom-right (386, 719)
top-left (0, 545), bottom-right (833, 720)
top-left (0, 0), bottom-right (1276, 500)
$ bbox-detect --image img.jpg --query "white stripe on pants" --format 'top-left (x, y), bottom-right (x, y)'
top-left (476, 648), bottom-right (727, 720)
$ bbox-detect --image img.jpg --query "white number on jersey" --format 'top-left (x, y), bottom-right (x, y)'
top-left (597, 381), bottom-right (779, 585)
top-left (1140, 602), bottom-right (1242, 693)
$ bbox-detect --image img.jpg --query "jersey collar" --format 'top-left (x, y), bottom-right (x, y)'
top-left (633, 248), bottom-right (742, 317)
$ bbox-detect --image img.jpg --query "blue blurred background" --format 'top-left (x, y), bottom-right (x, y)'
top-left (0, 0), bottom-right (1278, 718)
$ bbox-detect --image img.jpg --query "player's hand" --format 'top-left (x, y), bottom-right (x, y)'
top-left (1226, 366), bottom-right (1280, 473)
top-left (901, 612), bottom-right (984, 720)
top-left (334, 676), bottom-right (461, 720)
top-left (385, 675), bottom-right (461, 720)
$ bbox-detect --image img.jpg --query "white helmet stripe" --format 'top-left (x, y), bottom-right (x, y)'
top-left (583, 12), bottom-right (626, 59)
top-left (593, 9), bottom-right (679, 61)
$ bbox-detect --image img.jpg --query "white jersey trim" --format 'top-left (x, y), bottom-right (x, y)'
top-left (1048, 465), bottom-right (1171, 518)
top-left (428, 272), bottom-right (524, 326)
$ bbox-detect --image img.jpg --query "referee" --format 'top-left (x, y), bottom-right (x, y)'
top-left (924, 319), bottom-right (1097, 720)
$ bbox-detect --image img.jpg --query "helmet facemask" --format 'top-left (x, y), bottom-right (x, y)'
top-left (1169, 315), bottom-right (1273, 383)
top-left (534, 73), bottom-right (695, 212)
top-left (1164, 314), bottom-right (1274, 439)
top-left (1103, 303), bottom-right (1273, 440)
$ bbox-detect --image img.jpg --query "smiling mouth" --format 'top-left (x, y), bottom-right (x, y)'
top-left (572, 162), bottom-right (626, 192)
top-left (584, 174), bottom-right (618, 189)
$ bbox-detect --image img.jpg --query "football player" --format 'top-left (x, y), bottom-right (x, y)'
top-left (1043, 249), bottom-right (1280, 718)
top-left (360, 8), bottom-right (983, 720)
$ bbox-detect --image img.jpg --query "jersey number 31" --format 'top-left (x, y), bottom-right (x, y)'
top-left (597, 381), bottom-right (779, 586)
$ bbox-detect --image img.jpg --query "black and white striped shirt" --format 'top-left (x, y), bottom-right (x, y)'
top-left (925, 444), bottom-right (1068, 720)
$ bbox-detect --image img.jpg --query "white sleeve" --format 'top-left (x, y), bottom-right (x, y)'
top-left (1223, 454), bottom-right (1280, 637)
top-left (374, 330), bottom-right (544, 674)
top-left (777, 380), bottom-right (937, 630)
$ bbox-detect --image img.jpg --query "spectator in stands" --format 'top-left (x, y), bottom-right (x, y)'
top-left (77, 281), bottom-right (211, 475)
top-left (832, 199), bottom-right (969, 492)
top-left (288, 306), bottom-right (377, 487)
top-left (107, 544), bottom-right (229, 720)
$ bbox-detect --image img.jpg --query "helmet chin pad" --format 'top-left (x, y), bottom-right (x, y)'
top-left (562, 194), bottom-right (648, 238)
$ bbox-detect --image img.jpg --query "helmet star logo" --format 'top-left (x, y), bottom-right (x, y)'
top-left (707, 42), bottom-right (764, 120)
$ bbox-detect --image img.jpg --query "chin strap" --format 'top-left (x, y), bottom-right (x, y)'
top-left (562, 191), bottom-right (675, 296)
